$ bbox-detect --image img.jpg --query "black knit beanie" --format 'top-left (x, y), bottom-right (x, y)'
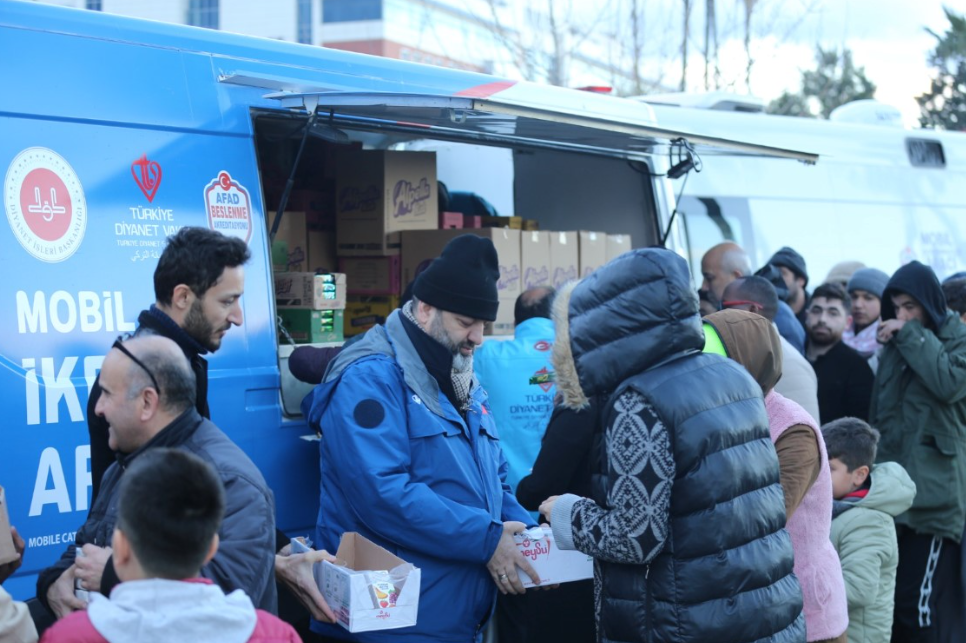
top-left (768, 246), bottom-right (809, 286)
top-left (413, 234), bottom-right (500, 321)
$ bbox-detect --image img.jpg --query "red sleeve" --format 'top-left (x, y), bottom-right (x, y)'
top-left (40, 611), bottom-right (106, 643)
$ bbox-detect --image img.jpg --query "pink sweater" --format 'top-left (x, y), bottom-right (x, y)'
top-left (766, 391), bottom-right (849, 641)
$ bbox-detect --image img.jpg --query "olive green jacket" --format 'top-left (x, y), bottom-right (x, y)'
top-left (870, 313), bottom-right (966, 542)
top-left (830, 462), bottom-right (916, 643)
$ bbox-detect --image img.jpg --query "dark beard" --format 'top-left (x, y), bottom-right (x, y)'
top-left (183, 299), bottom-right (219, 352)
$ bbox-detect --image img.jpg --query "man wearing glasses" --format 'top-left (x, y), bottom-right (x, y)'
top-left (34, 335), bottom-right (277, 631)
top-left (86, 227), bottom-right (250, 504)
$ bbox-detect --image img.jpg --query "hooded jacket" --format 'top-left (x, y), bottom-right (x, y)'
top-left (548, 248), bottom-right (805, 643)
top-left (830, 462), bottom-right (916, 643)
top-left (0, 585), bottom-right (36, 643)
top-left (37, 410), bottom-right (278, 615)
top-left (39, 578), bottom-right (298, 643)
top-left (704, 310), bottom-right (848, 642)
top-left (872, 261), bottom-right (966, 542)
top-left (302, 309), bottom-right (532, 643)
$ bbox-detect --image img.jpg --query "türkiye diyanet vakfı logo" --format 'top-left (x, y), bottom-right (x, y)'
top-left (4, 147), bottom-right (88, 262)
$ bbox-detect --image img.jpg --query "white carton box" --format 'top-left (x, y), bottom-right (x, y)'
top-left (514, 528), bottom-right (593, 588)
top-left (315, 532), bottom-right (421, 633)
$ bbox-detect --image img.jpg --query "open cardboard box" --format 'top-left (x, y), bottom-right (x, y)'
top-left (514, 528), bottom-right (593, 588)
top-left (315, 532), bottom-right (421, 633)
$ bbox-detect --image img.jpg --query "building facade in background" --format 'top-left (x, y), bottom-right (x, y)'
top-left (37, 0), bottom-right (645, 90)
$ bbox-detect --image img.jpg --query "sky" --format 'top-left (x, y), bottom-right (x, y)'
top-left (678, 0), bottom-right (953, 125)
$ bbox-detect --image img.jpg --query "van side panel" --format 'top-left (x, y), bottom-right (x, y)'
top-left (0, 19), bottom-right (323, 596)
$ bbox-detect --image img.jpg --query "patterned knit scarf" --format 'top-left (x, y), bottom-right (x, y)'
top-left (403, 302), bottom-right (473, 410)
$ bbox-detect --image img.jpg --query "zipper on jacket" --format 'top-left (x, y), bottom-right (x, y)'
top-left (645, 563), bottom-right (653, 643)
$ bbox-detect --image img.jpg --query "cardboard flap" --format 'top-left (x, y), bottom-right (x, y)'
top-left (337, 532), bottom-right (407, 572)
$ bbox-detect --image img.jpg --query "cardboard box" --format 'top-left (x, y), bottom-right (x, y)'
top-left (344, 296), bottom-right (400, 336)
top-left (270, 211), bottom-right (308, 272)
top-left (579, 231), bottom-right (608, 278)
top-left (400, 229), bottom-right (521, 335)
top-left (277, 308), bottom-right (344, 344)
top-left (522, 219), bottom-right (539, 231)
top-left (514, 528), bottom-right (593, 589)
top-left (481, 215), bottom-right (522, 229)
top-left (316, 532), bottom-right (421, 633)
top-left (339, 256), bottom-right (402, 296)
top-left (307, 230), bottom-right (338, 273)
top-left (439, 211), bottom-right (463, 229)
top-left (0, 486), bottom-right (17, 566)
top-left (336, 150), bottom-right (438, 256)
top-left (606, 234), bottom-right (633, 262)
top-left (463, 215), bottom-right (482, 229)
top-left (521, 230), bottom-right (552, 290)
top-left (550, 231), bottom-right (579, 288)
top-left (275, 273), bottom-right (346, 310)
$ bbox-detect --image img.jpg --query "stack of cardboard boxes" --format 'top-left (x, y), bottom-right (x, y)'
top-left (274, 271), bottom-right (347, 344)
top-left (268, 146), bottom-right (635, 341)
top-left (336, 150), bottom-right (440, 337)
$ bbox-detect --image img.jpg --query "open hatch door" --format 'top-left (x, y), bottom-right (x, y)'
top-left (263, 85), bottom-right (818, 164)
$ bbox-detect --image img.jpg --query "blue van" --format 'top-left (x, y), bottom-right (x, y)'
top-left (0, 0), bottom-right (814, 600)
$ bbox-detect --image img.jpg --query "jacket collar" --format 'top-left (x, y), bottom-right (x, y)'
top-left (317, 310), bottom-right (482, 419)
top-left (138, 305), bottom-right (209, 357)
top-left (117, 408), bottom-right (203, 469)
top-left (513, 317), bottom-right (554, 342)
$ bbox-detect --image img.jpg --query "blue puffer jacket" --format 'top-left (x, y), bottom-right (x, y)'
top-left (474, 317), bottom-right (555, 497)
top-left (303, 311), bottom-right (533, 643)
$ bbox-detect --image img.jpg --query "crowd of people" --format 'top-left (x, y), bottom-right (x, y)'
top-left (2, 229), bottom-right (965, 643)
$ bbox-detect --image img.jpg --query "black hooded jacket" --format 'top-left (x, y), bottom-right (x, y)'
top-left (881, 260), bottom-right (948, 330)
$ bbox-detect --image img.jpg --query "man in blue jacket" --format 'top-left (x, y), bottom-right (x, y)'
top-left (304, 234), bottom-right (542, 643)
top-left (474, 287), bottom-right (556, 497)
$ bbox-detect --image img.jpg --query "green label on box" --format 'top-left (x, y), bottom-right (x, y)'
top-left (278, 308), bottom-right (345, 344)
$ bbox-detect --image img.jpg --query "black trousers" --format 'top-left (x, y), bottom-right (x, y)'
top-left (893, 530), bottom-right (962, 643)
top-left (496, 580), bottom-right (595, 643)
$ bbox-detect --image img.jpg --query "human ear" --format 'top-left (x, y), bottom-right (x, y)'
top-left (852, 465), bottom-right (870, 489)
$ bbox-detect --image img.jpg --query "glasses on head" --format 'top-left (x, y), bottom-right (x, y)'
top-left (720, 299), bottom-right (763, 311)
top-left (112, 337), bottom-right (162, 399)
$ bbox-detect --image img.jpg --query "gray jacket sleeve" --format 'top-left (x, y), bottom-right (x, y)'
top-left (200, 472), bottom-right (278, 613)
top-left (551, 388), bottom-right (674, 565)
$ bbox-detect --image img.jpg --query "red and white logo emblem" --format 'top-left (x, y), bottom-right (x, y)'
top-left (131, 154), bottom-right (162, 202)
top-left (4, 147), bottom-right (87, 262)
top-left (204, 171), bottom-right (252, 244)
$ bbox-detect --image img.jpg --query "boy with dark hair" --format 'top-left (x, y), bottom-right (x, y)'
top-left (824, 417), bottom-right (916, 643)
top-left (40, 448), bottom-right (299, 643)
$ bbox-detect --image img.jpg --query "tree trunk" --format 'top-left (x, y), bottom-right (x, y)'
top-left (681, 0), bottom-right (692, 91)
top-left (743, 0), bottom-right (756, 92)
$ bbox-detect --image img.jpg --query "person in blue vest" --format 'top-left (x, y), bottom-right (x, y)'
top-left (474, 286), bottom-right (555, 643)
top-left (302, 234), bottom-right (544, 643)
top-left (474, 286), bottom-right (556, 499)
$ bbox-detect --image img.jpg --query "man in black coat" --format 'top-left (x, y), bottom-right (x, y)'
top-left (804, 282), bottom-right (875, 424)
top-left (87, 227), bottom-right (250, 502)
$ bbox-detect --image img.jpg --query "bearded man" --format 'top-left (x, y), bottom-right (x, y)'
top-left (303, 234), bottom-right (543, 643)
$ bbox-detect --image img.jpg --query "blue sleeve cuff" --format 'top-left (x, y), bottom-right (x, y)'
top-left (483, 520), bottom-right (505, 562)
top-left (550, 493), bottom-right (582, 551)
